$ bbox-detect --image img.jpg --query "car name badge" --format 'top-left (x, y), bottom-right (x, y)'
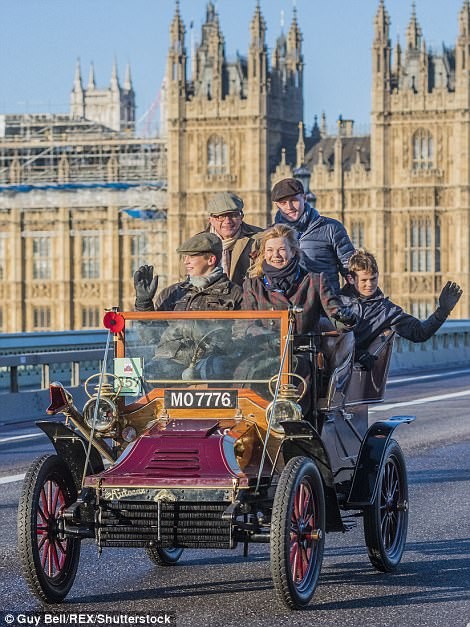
top-left (164, 389), bottom-right (238, 409)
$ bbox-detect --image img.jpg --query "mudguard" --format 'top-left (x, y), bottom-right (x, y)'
top-left (281, 420), bottom-right (344, 532)
top-left (36, 421), bottom-right (105, 490)
top-left (346, 415), bottom-right (415, 508)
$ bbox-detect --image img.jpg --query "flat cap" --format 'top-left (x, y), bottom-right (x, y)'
top-left (176, 232), bottom-right (222, 257)
top-left (208, 191), bottom-right (244, 216)
top-left (271, 178), bottom-right (305, 202)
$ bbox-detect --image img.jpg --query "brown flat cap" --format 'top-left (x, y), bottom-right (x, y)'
top-left (176, 232), bottom-right (222, 257)
top-left (208, 191), bottom-right (244, 216)
top-left (271, 178), bottom-right (305, 202)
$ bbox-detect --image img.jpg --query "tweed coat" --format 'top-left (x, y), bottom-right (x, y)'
top-left (152, 273), bottom-right (243, 312)
top-left (203, 221), bottom-right (263, 286)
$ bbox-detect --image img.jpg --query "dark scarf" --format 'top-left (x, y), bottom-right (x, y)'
top-left (275, 203), bottom-right (315, 236)
top-left (262, 256), bottom-right (304, 296)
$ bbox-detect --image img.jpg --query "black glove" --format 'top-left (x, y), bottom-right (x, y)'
top-left (134, 265), bottom-right (158, 311)
top-left (356, 350), bottom-right (378, 371)
top-left (436, 281), bottom-right (462, 320)
top-left (331, 306), bottom-right (357, 328)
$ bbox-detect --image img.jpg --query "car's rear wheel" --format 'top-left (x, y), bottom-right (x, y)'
top-left (270, 456), bottom-right (325, 609)
top-left (363, 439), bottom-right (408, 572)
top-left (17, 454), bottom-right (81, 603)
top-left (146, 546), bottom-right (184, 566)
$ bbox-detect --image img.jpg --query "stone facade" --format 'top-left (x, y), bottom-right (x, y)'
top-left (165, 1), bottom-right (303, 281)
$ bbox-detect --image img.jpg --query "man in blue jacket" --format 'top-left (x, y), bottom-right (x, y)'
top-left (272, 177), bottom-right (355, 292)
top-left (340, 249), bottom-right (462, 369)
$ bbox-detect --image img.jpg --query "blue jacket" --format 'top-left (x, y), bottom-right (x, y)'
top-left (339, 284), bottom-right (447, 350)
top-left (274, 204), bottom-right (354, 292)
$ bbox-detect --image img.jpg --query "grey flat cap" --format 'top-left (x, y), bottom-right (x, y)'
top-left (208, 191), bottom-right (244, 216)
top-left (176, 232), bottom-right (222, 256)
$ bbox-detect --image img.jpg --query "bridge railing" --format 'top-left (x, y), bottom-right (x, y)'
top-left (0, 321), bottom-right (469, 425)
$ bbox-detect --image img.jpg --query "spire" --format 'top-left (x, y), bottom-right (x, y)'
top-left (392, 36), bottom-right (402, 78)
top-left (73, 58), bottom-right (83, 92)
top-left (459, 0), bottom-right (470, 38)
top-left (296, 121), bottom-right (305, 167)
top-left (170, 0), bottom-right (185, 51)
top-left (110, 58), bottom-right (120, 91)
top-left (250, 0), bottom-right (266, 49)
top-left (406, 2), bottom-right (422, 50)
top-left (87, 62), bottom-right (96, 90)
top-left (124, 63), bottom-right (133, 90)
top-left (374, 0), bottom-right (390, 43)
top-left (287, 5), bottom-right (302, 60)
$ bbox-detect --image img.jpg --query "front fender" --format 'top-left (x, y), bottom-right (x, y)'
top-left (280, 420), bottom-right (343, 532)
top-left (36, 421), bottom-right (105, 491)
top-left (346, 415), bottom-right (415, 508)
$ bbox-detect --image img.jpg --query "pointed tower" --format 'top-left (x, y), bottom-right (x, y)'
top-left (87, 63), bottom-right (96, 90)
top-left (110, 58), bottom-right (120, 93)
top-left (372, 0), bottom-right (391, 104)
top-left (192, 1), bottom-right (225, 100)
top-left (286, 6), bottom-right (303, 90)
top-left (70, 59), bottom-right (85, 118)
top-left (248, 0), bottom-right (268, 96)
top-left (456, 0), bottom-right (470, 101)
top-left (406, 3), bottom-right (422, 51)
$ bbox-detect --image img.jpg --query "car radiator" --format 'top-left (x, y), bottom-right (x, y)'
top-left (97, 500), bottom-right (234, 549)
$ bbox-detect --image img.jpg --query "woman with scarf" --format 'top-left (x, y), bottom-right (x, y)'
top-left (242, 224), bottom-right (353, 334)
top-left (241, 224), bottom-right (356, 418)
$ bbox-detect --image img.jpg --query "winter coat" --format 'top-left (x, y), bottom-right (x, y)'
top-left (339, 284), bottom-right (447, 350)
top-left (153, 273), bottom-right (243, 311)
top-left (274, 204), bottom-right (354, 292)
top-left (202, 222), bottom-right (263, 286)
top-left (242, 270), bottom-right (344, 335)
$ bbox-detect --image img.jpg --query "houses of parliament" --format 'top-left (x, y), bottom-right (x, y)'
top-left (0, 0), bottom-right (469, 332)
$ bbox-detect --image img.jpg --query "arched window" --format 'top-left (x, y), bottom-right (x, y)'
top-left (412, 129), bottom-right (433, 170)
top-left (207, 136), bottom-right (228, 175)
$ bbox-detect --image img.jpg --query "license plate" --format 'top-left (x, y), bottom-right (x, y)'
top-left (164, 389), bottom-right (238, 409)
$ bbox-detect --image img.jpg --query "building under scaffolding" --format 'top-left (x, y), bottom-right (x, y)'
top-left (0, 111), bottom-right (168, 333)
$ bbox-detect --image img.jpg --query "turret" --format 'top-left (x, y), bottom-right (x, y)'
top-left (372, 0), bottom-right (391, 91)
top-left (248, 1), bottom-right (268, 91)
top-left (70, 59), bottom-right (84, 118)
top-left (167, 0), bottom-right (187, 90)
top-left (286, 7), bottom-right (303, 89)
top-left (456, 0), bottom-right (470, 93)
top-left (87, 62), bottom-right (96, 90)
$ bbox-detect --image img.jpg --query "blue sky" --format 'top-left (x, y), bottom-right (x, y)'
top-left (0, 1), bottom-right (466, 133)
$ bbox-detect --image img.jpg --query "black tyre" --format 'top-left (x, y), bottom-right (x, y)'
top-left (271, 456), bottom-right (325, 610)
top-left (363, 439), bottom-right (409, 572)
top-left (17, 454), bottom-right (81, 603)
top-left (146, 546), bottom-right (184, 566)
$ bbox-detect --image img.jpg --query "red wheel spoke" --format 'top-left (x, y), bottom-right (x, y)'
top-left (40, 487), bottom-right (49, 518)
top-left (51, 541), bottom-right (61, 573)
top-left (41, 539), bottom-right (49, 569)
top-left (38, 532), bottom-right (47, 551)
top-left (51, 484), bottom-right (60, 514)
top-left (47, 543), bottom-right (54, 577)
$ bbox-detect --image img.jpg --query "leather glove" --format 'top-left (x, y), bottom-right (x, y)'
top-left (436, 281), bottom-right (462, 320)
top-left (331, 306), bottom-right (357, 328)
top-left (134, 265), bottom-right (158, 311)
top-left (356, 350), bottom-right (378, 371)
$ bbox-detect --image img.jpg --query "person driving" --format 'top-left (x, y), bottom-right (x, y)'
top-left (133, 232), bottom-right (242, 380)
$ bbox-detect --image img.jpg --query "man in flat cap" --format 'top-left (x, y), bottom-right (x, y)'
top-left (134, 232), bottom-right (242, 311)
top-left (272, 178), bottom-right (354, 292)
top-left (133, 233), bottom-right (243, 380)
top-left (205, 191), bottom-right (262, 286)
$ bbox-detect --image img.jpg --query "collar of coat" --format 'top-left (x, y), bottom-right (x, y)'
top-left (179, 273), bottom-right (233, 295)
top-left (340, 283), bottom-right (385, 302)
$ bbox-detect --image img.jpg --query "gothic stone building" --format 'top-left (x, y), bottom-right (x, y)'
top-left (276, 1), bottom-right (470, 319)
top-left (1, 0), bottom-right (470, 332)
top-left (165, 1), bottom-right (302, 280)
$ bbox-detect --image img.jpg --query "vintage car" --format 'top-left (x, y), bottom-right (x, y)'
top-left (17, 308), bottom-right (414, 609)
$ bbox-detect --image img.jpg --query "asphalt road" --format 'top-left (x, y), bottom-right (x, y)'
top-left (0, 370), bottom-right (469, 627)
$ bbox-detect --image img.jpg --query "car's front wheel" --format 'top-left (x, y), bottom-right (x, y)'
top-left (270, 456), bottom-right (325, 609)
top-left (17, 454), bottom-right (81, 603)
top-left (363, 439), bottom-right (409, 572)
